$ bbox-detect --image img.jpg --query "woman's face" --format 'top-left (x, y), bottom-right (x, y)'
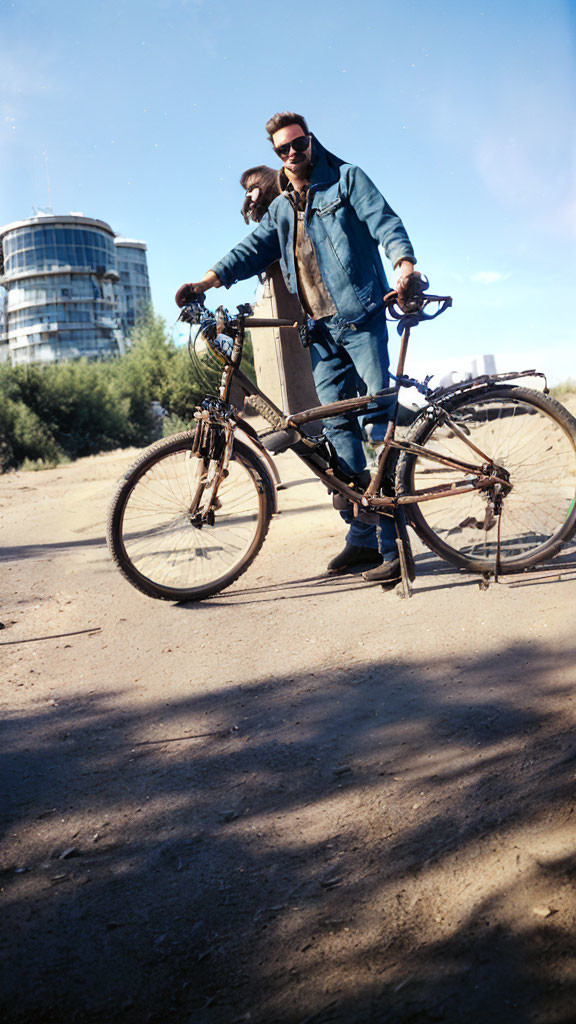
top-left (240, 169), bottom-right (280, 223)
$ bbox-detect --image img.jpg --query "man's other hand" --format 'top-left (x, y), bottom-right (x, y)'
top-left (396, 264), bottom-right (423, 312)
top-left (175, 271), bottom-right (221, 307)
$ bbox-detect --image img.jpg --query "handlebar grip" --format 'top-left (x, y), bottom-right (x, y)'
top-left (175, 283), bottom-right (206, 308)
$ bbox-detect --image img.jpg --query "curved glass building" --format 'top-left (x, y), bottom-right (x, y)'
top-left (0, 214), bottom-right (151, 365)
top-left (114, 238), bottom-right (151, 336)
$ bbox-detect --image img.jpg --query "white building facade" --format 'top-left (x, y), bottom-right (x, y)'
top-left (0, 214), bottom-right (151, 365)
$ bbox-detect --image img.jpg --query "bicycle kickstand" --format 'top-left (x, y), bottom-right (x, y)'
top-left (394, 510), bottom-right (416, 600)
top-left (396, 538), bottom-right (412, 599)
top-left (494, 504), bottom-right (503, 585)
top-left (479, 498), bottom-right (504, 592)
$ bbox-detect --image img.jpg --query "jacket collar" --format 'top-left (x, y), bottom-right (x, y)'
top-left (308, 135), bottom-right (345, 191)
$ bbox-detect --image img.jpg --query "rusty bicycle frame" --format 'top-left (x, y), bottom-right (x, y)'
top-left (182, 294), bottom-right (542, 597)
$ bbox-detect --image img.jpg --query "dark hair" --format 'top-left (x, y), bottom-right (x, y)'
top-left (239, 165), bottom-right (281, 224)
top-left (265, 111), bottom-right (309, 143)
top-left (239, 165), bottom-right (278, 192)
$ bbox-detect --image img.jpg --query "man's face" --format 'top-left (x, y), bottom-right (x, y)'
top-left (272, 124), bottom-right (312, 177)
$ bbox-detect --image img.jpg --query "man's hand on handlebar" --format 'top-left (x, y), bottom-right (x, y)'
top-left (175, 271), bottom-right (222, 308)
top-left (395, 262), bottom-right (424, 313)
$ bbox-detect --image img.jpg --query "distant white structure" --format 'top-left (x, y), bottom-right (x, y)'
top-left (435, 353), bottom-right (497, 389)
top-left (399, 352), bottom-right (548, 413)
top-left (0, 213), bottom-right (151, 365)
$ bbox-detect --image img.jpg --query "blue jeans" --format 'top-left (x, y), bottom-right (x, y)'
top-left (308, 309), bottom-right (397, 553)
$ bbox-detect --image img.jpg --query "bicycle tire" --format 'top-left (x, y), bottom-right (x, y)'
top-left (396, 385), bottom-right (576, 574)
top-left (107, 432), bottom-right (274, 601)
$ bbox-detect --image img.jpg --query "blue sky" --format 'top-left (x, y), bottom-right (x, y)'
top-left (1, 0), bottom-right (575, 381)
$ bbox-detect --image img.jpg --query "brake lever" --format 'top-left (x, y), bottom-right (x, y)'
top-left (417, 295), bottom-right (453, 320)
top-left (178, 293), bottom-right (207, 325)
top-left (387, 295), bottom-right (452, 319)
top-left (385, 290), bottom-right (453, 334)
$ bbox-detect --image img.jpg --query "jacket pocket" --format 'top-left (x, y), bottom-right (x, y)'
top-left (316, 197), bottom-right (344, 217)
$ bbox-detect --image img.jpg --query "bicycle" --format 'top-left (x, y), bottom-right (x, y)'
top-left (107, 292), bottom-right (576, 601)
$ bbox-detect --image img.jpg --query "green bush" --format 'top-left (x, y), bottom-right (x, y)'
top-left (0, 395), bottom-right (62, 472)
top-left (0, 307), bottom-right (259, 473)
top-left (162, 412), bottom-right (194, 437)
top-left (0, 310), bottom-right (195, 471)
top-left (551, 380), bottom-right (576, 399)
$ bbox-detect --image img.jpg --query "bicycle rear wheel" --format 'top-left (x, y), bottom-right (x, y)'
top-left (107, 433), bottom-right (274, 601)
top-left (396, 385), bottom-right (576, 573)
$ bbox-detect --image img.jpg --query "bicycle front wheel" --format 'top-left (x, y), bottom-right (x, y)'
top-left (107, 433), bottom-right (274, 601)
top-left (396, 385), bottom-right (576, 573)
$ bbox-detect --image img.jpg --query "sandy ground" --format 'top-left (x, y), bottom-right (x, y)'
top-left (1, 435), bottom-right (576, 1024)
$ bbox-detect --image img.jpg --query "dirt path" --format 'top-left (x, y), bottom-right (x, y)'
top-left (1, 443), bottom-right (576, 1024)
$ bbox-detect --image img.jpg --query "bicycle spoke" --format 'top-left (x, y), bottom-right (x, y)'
top-left (405, 388), bottom-right (576, 569)
top-left (117, 448), bottom-right (263, 591)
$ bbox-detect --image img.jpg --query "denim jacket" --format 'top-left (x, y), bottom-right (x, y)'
top-left (212, 136), bottom-right (416, 326)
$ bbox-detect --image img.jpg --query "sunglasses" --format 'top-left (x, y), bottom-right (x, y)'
top-left (274, 134), bottom-right (311, 159)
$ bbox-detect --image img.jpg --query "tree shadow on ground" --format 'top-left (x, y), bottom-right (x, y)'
top-left (0, 536), bottom-right (107, 563)
top-left (2, 641), bottom-right (576, 1023)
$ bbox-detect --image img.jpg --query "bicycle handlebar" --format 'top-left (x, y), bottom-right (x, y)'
top-left (177, 290), bottom-right (452, 330)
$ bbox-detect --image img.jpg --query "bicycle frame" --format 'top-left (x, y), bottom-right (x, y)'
top-left (204, 307), bottom-right (519, 523)
top-left (108, 295), bottom-right (570, 605)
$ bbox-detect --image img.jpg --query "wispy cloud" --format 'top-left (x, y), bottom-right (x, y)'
top-left (470, 271), bottom-right (510, 285)
top-left (0, 46), bottom-right (56, 99)
top-left (0, 45), bottom-right (56, 129)
top-left (423, 3), bottom-right (576, 242)
top-left (473, 59), bottom-right (576, 241)
top-left (0, 44), bottom-right (57, 167)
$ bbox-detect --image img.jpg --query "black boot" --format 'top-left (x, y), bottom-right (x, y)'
top-left (362, 552), bottom-right (401, 583)
top-left (327, 544), bottom-right (383, 576)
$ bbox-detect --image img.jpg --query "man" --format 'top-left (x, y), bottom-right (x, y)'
top-left (176, 111), bottom-right (422, 582)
